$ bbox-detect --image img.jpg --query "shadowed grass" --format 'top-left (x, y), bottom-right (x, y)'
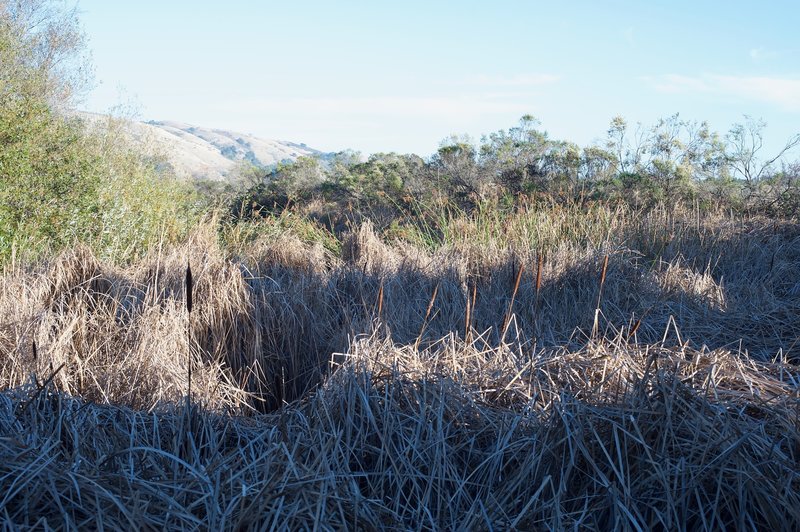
top-left (0, 205), bottom-right (799, 529)
top-left (0, 338), bottom-right (798, 529)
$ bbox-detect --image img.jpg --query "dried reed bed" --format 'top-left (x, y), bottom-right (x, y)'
top-left (0, 208), bottom-right (799, 528)
top-left (1, 338), bottom-right (798, 529)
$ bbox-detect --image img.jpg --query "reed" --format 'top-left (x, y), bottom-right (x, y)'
top-left (532, 253), bottom-right (544, 334)
top-left (501, 261), bottom-right (525, 342)
top-left (464, 278), bottom-right (472, 342)
top-left (185, 261), bottom-right (193, 401)
top-left (2, 337), bottom-right (798, 529)
top-left (0, 205), bottom-right (798, 529)
top-left (415, 282), bottom-right (439, 350)
top-left (592, 253), bottom-right (609, 338)
top-left (376, 278), bottom-right (384, 320)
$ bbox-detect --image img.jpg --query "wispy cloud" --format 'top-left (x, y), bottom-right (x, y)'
top-left (218, 95), bottom-right (534, 119)
top-left (645, 74), bottom-right (800, 112)
top-left (462, 73), bottom-right (561, 87)
top-left (648, 74), bottom-right (713, 94)
top-left (749, 47), bottom-right (781, 61)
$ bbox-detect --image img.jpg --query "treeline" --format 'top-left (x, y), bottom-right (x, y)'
top-left (234, 114), bottom-right (800, 224)
top-left (3, 1), bottom-right (799, 268)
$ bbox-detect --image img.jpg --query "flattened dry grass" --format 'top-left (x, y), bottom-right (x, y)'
top-left (0, 207), bottom-right (799, 529)
top-left (1, 339), bottom-right (798, 529)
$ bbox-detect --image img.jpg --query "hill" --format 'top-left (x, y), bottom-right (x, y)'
top-left (80, 112), bottom-right (323, 181)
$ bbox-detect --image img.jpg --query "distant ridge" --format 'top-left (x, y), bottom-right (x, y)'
top-left (79, 112), bottom-right (322, 181)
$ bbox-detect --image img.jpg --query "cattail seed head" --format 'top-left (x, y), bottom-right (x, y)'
top-left (185, 262), bottom-right (193, 314)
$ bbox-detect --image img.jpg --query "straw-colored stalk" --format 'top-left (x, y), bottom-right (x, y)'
top-left (592, 254), bottom-right (609, 338)
top-left (415, 282), bottom-right (439, 350)
top-left (501, 262), bottom-right (525, 342)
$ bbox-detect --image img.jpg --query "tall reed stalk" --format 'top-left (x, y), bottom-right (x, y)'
top-left (185, 261), bottom-right (193, 401)
top-left (501, 261), bottom-right (525, 343)
top-left (592, 254), bottom-right (609, 338)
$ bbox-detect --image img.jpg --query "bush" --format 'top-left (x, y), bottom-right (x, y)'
top-left (0, 1), bottom-right (198, 265)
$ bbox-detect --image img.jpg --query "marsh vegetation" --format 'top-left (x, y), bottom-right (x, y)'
top-left (1, 1), bottom-right (799, 529)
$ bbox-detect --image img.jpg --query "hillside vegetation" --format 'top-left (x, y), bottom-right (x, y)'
top-left (1, 1), bottom-right (799, 530)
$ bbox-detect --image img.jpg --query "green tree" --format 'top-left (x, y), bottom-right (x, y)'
top-left (479, 115), bottom-right (553, 195)
top-left (0, 0), bottom-right (196, 263)
top-left (603, 114), bottom-right (726, 208)
top-left (432, 135), bottom-right (483, 201)
top-left (0, 0), bottom-right (90, 107)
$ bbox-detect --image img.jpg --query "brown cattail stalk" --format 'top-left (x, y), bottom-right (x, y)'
top-left (185, 262), bottom-right (193, 401)
top-left (532, 253), bottom-right (544, 332)
top-left (415, 283), bottom-right (440, 350)
top-left (592, 254), bottom-right (609, 338)
top-left (464, 278), bottom-right (473, 342)
top-left (501, 262), bottom-right (525, 342)
top-left (628, 318), bottom-right (642, 340)
top-left (470, 278), bottom-right (478, 322)
top-left (376, 279), bottom-right (384, 320)
top-left (535, 254), bottom-right (543, 294)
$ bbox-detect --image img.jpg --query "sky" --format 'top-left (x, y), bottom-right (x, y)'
top-left (78, 0), bottom-right (800, 158)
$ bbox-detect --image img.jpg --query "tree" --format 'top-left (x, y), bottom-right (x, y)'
top-left (725, 116), bottom-right (800, 206)
top-left (605, 116), bottom-right (647, 176)
top-left (0, 0), bottom-right (91, 108)
top-left (579, 145), bottom-right (617, 187)
top-left (480, 115), bottom-right (550, 193)
top-left (603, 114), bottom-right (726, 207)
top-left (0, 1), bottom-right (195, 263)
top-left (1, 0), bottom-right (94, 257)
top-left (431, 135), bottom-right (484, 201)
top-left (542, 140), bottom-right (581, 196)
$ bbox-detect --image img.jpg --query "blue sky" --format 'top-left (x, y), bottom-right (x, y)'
top-left (78, 0), bottom-right (800, 158)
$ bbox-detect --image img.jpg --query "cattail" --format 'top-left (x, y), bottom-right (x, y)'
top-left (376, 279), bottom-right (384, 319)
top-left (593, 254), bottom-right (609, 338)
top-left (464, 278), bottom-right (473, 342)
top-left (415, 282), bottom-right (440, 348)
top-left (598, 254), bottom-right (609, 301)
top-left (32, 340), bottom-right (37, 362)
top-left (423, 283), bottom-right (439, 324)
top-left (511, 260), bottom-right (517, 291)
top-left (532, 253), bottom-right (544, 333)
top-left (470, 278), bottom-right (478, 322)
top-left (185, 262), bottom-right (193, 315)
top-left (535, 253), bottom-right (543, 295)
top-left (185, 261), bottom-right (193, 402)
top-left (628, 318), bottom-right (642, 340)
top-left (501, 262), bottom-right (525, 341)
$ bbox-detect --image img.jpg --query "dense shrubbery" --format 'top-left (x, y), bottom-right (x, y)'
top-left (3, 1), bottom-right (797, 269)
top-left (233, 113), bottom-right (800, 230)
top-left (0, 0), bottom-right (197, 265)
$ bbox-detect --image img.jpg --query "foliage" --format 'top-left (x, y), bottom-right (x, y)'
top-left (0, 0), bottom-right (198, 265)
top-left (231, 113), bottom-right (799, 238)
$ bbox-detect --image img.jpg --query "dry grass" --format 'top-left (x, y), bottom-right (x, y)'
top-left (0, 206), bottom-right (799, 529)
top-left (1, 339), bottom-right (798, 529)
